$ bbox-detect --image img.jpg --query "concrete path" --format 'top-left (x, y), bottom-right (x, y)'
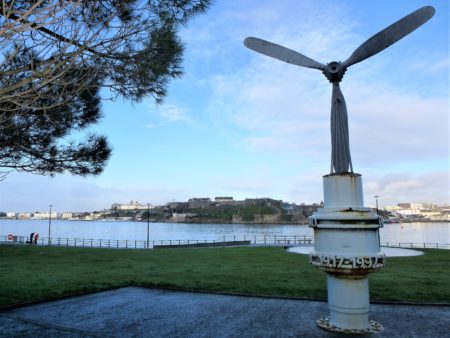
top-left (1, 287), bottom-right (449, 337)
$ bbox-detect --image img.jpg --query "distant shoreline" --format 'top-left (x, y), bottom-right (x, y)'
top-left (1, 218), bottom-right (448, 224)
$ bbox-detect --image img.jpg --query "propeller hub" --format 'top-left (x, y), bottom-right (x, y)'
top-left (323, 61), bottom-right (346, 83)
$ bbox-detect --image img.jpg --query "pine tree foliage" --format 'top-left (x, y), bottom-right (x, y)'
top-left (0, 0), bottom-right (210, 178)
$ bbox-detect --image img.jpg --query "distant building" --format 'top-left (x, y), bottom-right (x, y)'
top-left (18, 213), bottom-right (31, 219)
top-left (31, 211), bottom-right (57, 219)
top-left (188, 198), bottom-right (211, 209)
top-left (397, 203), bottom-right (412, 209)
top-left (428, 212), bottom-right (450, 221)
top-left (420, 211), bottom-right (447, 221)
top-left (385, 206), bottom-right (401, 212)
top-left (111, 201), bottom-right (150, 211)
top-left (396, 209), bottom-right (421, 216)
top-left (60, 212), bottom-right (73, 219)
top-left (282, 203), bottom-right (295, 213)
top-left (167, 202), bottom-right (189, 211)
top-left (214, 197), bottom-right (234, 205)
top-left (244, 198), bottom-right (278, 207)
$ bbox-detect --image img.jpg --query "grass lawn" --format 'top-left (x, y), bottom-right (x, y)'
top-left (0, 245), bottom-right (449, 308)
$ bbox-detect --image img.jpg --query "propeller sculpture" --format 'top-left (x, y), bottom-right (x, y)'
top-left (244, 6), bottom-right (435, 174)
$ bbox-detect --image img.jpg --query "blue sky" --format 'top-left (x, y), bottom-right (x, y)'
top-left (1, 0), bottom-right (449, 212)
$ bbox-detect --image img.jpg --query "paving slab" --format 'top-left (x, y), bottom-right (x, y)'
top-left (1, 287), bottom-right (449, 337)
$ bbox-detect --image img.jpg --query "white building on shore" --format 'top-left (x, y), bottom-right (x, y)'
top-left (31, 211), bottom-right (57, 219)
top-left (111, 201), bottom-right (152, 211)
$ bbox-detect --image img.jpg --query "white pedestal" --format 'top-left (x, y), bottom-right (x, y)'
top-left (309, 173), bottom-right (385, 334)
top-left (327, 275), bottom-right (369, 330)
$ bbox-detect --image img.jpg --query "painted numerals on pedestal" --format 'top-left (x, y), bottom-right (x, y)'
top-left (309, 254), bottom-right (385, 270)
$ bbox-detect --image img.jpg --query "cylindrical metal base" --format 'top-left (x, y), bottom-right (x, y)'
top-left (327, 274), bottom-right (369, 330)
top-left (309, 173), bottom-right (385, 333)
top-left (323, 173), bottom-right (364, 207)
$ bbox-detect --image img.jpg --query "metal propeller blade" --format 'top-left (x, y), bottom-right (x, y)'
top-left (244, 37), bottom-right (326, 71)
top-left (342, 6), bottom-right (435, 68)
top-left (330, 83), bottom-right (353, 174)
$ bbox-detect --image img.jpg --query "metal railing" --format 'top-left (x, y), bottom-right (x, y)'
top-left (0, 235), bottom-right (313, 249)
top-left (1, 235), bottom-right (448, 250)
top-left (381, 242), bottom-right (450, 250)
top-left (220, 235), bottom-right (314, 245)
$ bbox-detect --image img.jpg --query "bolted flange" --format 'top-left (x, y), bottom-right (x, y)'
top-left (317, 317), bottom-right (384, 334)
top-left (323, 61), bottom-right (347, 82)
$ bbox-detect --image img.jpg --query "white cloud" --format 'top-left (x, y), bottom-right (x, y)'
top-left (363, 171), bottom-right (449, 206)
top-left (147, 103), bottom-right (191, 124)
top-left (157, 104), bottom-right (189, 122)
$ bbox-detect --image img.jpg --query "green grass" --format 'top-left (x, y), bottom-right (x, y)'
top-left (0, 245), bottom-right (449, 308)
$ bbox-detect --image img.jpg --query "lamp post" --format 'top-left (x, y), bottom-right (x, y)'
top-left (147, 203), bottom-right (150, 249)
top-left (48, 204), bottom-right (52, 245)
top-left (374, 195), bottom-right (379, 215)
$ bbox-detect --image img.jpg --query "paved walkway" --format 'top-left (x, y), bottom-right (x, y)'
top-left (1, 287), bottom-right (449, 337)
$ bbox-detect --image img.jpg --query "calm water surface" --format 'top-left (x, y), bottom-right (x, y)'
top-left (1, 220), bottom-right (449, 244)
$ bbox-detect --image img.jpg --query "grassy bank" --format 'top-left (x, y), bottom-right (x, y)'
top-left (0, 245), bottom-right (449, 308)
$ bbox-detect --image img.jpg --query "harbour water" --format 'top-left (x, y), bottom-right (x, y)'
top-left (1, 220), bottom-right (449, 245)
